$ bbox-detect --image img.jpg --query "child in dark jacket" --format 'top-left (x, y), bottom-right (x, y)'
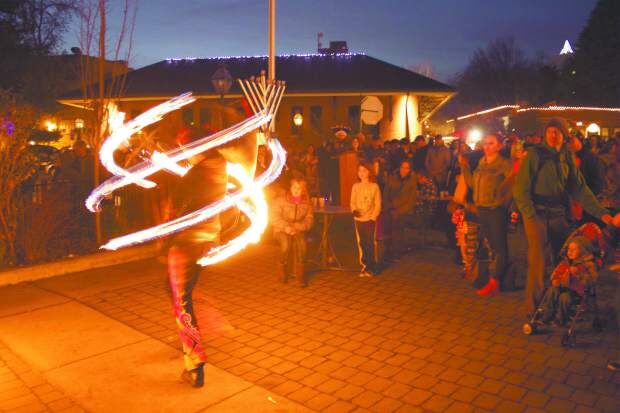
top-left (540, 236), bottom-right (598, 325)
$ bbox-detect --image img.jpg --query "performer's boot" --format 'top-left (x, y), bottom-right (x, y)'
top-left (277, 262), bottom-right (287, 283)
top-left (181, 363), bottom-right (204, 388)
top-left (294, 262), bottom-right (307, 288)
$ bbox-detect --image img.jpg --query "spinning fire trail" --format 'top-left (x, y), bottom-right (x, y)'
top-left (86, 73), bottom-right (286, 266)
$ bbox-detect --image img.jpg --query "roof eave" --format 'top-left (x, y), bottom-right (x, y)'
top-left (58, 89), bottom-right (455, 105)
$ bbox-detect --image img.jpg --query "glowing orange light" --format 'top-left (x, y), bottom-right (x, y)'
top-left (45, 120), bottom-right (57, 132)
top-left (586, 123), bottom-right (601, 134)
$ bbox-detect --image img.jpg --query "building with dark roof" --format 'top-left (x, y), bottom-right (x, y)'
top-left (58, 53), bottom-right (455, 149)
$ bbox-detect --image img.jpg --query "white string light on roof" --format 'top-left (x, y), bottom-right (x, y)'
top-left (446, 105), bottom-right (520, 123)
top-left (165, 52), bottom-right (365, 63)
top-left (446, 104), bottom-right (620, 123)
top-left (517, 106), bottom-right (620, 112)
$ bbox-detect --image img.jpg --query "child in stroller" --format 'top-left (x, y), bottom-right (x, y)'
top-left (538, 236), bottom-right (598, 326)
top-left (523, 223), bottom-right (606, 344)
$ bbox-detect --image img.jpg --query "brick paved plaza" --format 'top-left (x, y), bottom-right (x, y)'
top-left (1, 226), bottom-right (619, 412)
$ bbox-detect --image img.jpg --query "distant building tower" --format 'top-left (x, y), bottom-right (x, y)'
top-left (317, 32), bottom-right (324, 51)
top-left (560, 40), bottom-right (574, 55)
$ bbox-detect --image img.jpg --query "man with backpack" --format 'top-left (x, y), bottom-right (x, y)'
top-left (513, 119), bottom-right (615, 318)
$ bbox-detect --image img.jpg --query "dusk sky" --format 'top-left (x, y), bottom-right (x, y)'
top-left (64, 0), bottom-right (597, 82)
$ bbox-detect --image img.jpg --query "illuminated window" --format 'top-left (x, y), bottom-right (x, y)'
top-left (348, 105), bottom-right (360, 134)
top-left (310, 106), bottom-right (322, 133)
top-left (182, 108), bottom-right (194, 127)
top-left (199, 108), bottom-right (212, 127)
top-left (291, 106), bottom-right (303, 135)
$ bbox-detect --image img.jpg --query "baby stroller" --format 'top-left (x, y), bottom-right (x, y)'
top-left (522, 223), bottom-right (606, 347)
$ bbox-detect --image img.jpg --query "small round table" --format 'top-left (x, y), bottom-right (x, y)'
top-left (310, 205), bottom-right (355, 272)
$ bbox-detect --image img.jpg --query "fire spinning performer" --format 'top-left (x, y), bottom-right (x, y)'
top-left (166, 107), bottom-right (262, 387)
top-left (86, 73), bottom-right (286, 388)
top-left (167, 129), bottom-right (227, 387)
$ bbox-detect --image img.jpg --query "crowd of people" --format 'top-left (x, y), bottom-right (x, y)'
top-left (46, 120), bottom-right (620, 381)
top-left (268, 121), bottom-right (620, 367)
top-left (270, 128), bottom-right (454, 284)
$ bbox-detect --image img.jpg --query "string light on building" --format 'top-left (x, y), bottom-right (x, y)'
top-left (516, 106), bottom-right (620, 112)
top-left (446, 105), bottom-right (520, 123)
top-left (165, 52), bottom-right (365, 63)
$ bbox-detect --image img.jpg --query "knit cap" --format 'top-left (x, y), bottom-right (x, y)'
top-left (569, 236), bottom-right (592, 254)
top-left (543, 118), bottom-right (569, 139)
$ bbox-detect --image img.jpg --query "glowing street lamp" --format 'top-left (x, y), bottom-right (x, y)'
top-left (45, 120), bottom-right (57, 132)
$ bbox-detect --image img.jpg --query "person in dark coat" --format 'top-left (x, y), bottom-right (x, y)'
top-left (383, 160), bottom-right (418, 259)
top-left (411, 135), bottom-right (428, 173)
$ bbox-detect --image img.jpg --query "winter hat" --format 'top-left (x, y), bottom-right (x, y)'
top-left (569, 236), bottom-right (592, 254)
top-left (543, 118), bottom-right (569, 139)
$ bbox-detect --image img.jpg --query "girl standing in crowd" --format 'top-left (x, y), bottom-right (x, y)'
top-left (350, 163), bottom-right (382, 277)
top-left (271, 178), bottom-right (314, 287)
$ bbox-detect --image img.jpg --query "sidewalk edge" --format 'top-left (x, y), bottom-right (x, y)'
top-left (0, 243), bottom-right (159, 287)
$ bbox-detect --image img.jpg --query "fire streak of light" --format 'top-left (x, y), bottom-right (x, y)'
top-left (86, 91), bottom-right (286, 265)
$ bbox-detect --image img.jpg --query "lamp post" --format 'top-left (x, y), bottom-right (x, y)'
top-left (211, 65), bottom-right (233, 99)
top-left (268, 0), bottom-right (276, 134)
top-left (268, 0), bottom-right (275, 81)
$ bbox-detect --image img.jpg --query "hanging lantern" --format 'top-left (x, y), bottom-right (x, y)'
top-left (211, 65), bottom-right (233, 99)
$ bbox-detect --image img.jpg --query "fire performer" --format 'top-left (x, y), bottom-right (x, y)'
top-left (166, 142), bottom-right (221, 387)
top-left (85, 74), bottom-right (286, 388)
top-left (166, 112), bottom-right (258, 388)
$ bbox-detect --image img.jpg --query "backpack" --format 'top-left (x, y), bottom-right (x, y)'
top-left (530, 145), bottom-right (573, 209)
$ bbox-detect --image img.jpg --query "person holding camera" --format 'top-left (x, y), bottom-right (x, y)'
top-left (459, 133), bottom-right (515, 295)
top-left (351, 162), bottom-right (382, 277)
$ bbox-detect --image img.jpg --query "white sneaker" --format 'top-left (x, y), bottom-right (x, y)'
top-left (359, 270), bottom-right (372, 278)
